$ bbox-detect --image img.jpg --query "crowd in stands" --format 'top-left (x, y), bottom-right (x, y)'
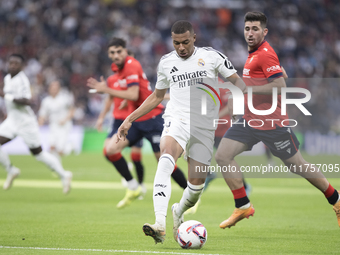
top-left (0, 0), bottom-right (339, 133)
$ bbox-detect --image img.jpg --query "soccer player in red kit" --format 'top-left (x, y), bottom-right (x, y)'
top-left (215, 11), bottom-right (340, 228)
top-left (88, 38), bottom-right (187, 208)
top-left (95, 61), bottom-right (147, 198)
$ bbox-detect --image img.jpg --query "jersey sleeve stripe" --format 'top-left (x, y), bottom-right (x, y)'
top-left (127, 82), bottom-right (139, 87)
top-left (202, 47), bottom-right (227, 59)
top-left (268, 72), bottom-right (283, 82)
top-left (160, 51), bottom-right (175, 61)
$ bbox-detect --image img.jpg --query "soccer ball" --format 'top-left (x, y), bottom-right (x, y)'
top-left (176, 220), bottom-right (207, 249)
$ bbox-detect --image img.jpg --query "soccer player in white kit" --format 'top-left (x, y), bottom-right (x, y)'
top-left (38, 80), bottom-right (75, 159)
top-left (0, 54), bottom-right (72, 194)
top-left (117, 21), bottom-right (246, 243)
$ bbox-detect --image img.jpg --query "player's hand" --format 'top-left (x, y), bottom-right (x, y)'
top-left (87, 76), bottom-right (107, 93)
top-left (281, 66), bottom-right (288, 79)
top-left (118, 99), bottom-right (128, 110)
top-left (95, 117), bottom-right (104, 132)
top-left (116, 119), bottom-right (132, 143)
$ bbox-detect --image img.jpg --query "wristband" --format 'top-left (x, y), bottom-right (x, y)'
top-left (4, 94), bottom-right (14, 101)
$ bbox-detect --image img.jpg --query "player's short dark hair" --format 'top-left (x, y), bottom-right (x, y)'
top-left (171, 20), bottom-right (194, 35)
top-left (107, 37), bottom-right (126, 49)
top-left (9, 53), bottom-right (25, 62)
top-left (127, 49), bottom-right (134, 57)
top-left (244, 11), bottom-right (267, 28)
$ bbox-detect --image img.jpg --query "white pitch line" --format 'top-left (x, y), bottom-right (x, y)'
top-left (0, 246), bottom-right (224, 255)
top-left (0, 179), bottom-right (320, 195)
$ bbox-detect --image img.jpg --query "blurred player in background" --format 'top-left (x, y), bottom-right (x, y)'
top-left (38, 80), bottom-right (75, 161)
top-left (216, 11), bottom-right (340, 229)
top-left (0, 54), bottom-right (72, 194)
top-left (95, 49), bottom-right (146, 197)
top-left (117, 20), bottom-right (246, 244)
top-left (87, 38), bottom-right (187, 209)
top-left (95, 86), bottom-right (147, 199)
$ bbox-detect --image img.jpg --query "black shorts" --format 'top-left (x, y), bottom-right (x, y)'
top-left (107, 114), bottom-right (163, 152)
top-left (223, 118), bottom-right (300, 160)
top-left (107, 119), bottom-right (143, 148)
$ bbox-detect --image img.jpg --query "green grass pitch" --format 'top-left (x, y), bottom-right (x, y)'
top-left (0, 152), bottom-right (339, 254)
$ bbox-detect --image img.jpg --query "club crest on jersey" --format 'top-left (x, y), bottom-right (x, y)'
top-left (198, 58), bottom-right (205, 67)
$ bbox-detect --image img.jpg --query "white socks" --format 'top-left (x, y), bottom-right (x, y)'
top-left (0, 146), bottom-right (12, 172)
top-left (239, 202), bottom-right (251, 209)
top-left (176, 181), bottom-right (205, 216)
top-left (35, 151), bottom-right (67, 178)
top-left (127, 179), bottom-right (139, 190)
top-left (154, 154), bottom-right (175, 227)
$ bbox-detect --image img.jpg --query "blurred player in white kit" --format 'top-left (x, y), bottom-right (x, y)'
top-left (38, 80), bottom-right (75, 160)
top-left (0, 54), bottom-right (72, 194)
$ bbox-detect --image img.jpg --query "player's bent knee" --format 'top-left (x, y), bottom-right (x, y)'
top-left (104, 144), bottom-right (122, 156)
top-left (215, 151), bottom-right (231, 166)
top-left (30, 146), bottom-right (43, 155)
top-left (105, 151), bottom-right (123, 162)
top-left (103, 146), bottom-right (122, 161)
top-left (131, 152), bottom-right (141, 162)
top-left (0, 136), bottom-right (11, 145)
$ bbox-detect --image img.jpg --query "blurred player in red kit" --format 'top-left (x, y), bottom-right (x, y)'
top-left (88, 38), bottom-right (187, 208)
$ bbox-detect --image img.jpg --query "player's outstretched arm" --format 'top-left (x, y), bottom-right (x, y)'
top-left (38, 116), bottom-right (45, 126)
top-left (117, 88), bottom-right (166, 142)
top-left (281, 66), bottom-right (288, 79)
top-left (1, 94), bottom-right (31, 106)
top-left (87, 76), bottom-right (139, 101)
top-left (227, 73), bottom-right (247, 93)
top-left (224, 73), bottom-right (246, 119)
top-left (247, 77), bottom-right (286, 95)
top-left (60, 106), bottom-right (75, 126)
top-left (95, 95), bottom-right (113, 132)
top-left (218, 104), bottom-right (230, 118)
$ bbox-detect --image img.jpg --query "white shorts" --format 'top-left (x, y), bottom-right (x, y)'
top-left (0, 118), bottom-right (41, 149)
top-left (161, 117), bottom-right (214, 165)
top-left (48, 122), bottom-right (72, 152)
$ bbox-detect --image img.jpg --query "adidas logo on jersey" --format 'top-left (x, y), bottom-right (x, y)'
top-left (154, 192), bottom-right (166, 197)
top-left (170, 66), bottom-right (179, 74)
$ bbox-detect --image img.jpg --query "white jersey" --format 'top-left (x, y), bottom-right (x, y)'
top-left (156, 47), bottom-right (237, 130)
top-left (39, 91), bottom-right (74, 126)
top-left (3, 71), bottom-right (36, 124)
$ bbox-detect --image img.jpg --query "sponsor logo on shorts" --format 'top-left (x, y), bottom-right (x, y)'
top-left (152, 135), bottom-right (161, 144)
top-left (274, 140), bottom-right (291, 150)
